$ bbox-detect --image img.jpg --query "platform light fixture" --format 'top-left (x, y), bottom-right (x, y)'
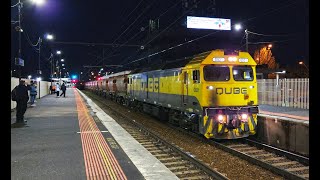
top-left (31, 0), bottom-right (46, 6)
top-left (45, 34), bottom-right (54, 40)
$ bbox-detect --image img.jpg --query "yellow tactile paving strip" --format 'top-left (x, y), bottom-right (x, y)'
top-left (75, 89), bottom-right (127, 180)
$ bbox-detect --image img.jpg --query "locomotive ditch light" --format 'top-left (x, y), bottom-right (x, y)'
top-left (240, 113), bottom-right (248, 122)
top-left (217, 114), bottom-right (226, 123)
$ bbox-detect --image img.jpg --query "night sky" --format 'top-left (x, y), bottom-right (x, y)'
top-left (10, 0), bottom-right (309, 80)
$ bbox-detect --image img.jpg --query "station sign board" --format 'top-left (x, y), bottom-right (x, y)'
top-left (187, 16), bottom-right (231, 30)
top-left (15, 58), bottom-right (24, 66)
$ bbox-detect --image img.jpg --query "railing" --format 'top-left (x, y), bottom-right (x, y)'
top-left (11, 77), bottom-right (51, 110)
top-left (257, 78), bottom-right (309, 109)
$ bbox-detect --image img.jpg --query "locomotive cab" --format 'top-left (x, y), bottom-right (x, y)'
top-left (198, 50), bottom-right (259, 139)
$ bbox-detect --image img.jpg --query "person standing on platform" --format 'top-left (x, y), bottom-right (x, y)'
top-left (13, 80), bottom-right (29, 125)
top-left (29, 81), bottom-right (37, 107)
top-left (49, 85), bottom-right (54, 94)
top-left (55, 83), bottom-right (60, 97)
top-left (60, 83), bottom-right (67, 97)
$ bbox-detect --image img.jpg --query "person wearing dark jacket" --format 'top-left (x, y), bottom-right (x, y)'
top-left (14, 80), bottom-right (30, 124)
top-left (60, 83), bottom-right (67, 97)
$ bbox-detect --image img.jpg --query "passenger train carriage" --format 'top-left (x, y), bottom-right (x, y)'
top-left (85, 49), bottom-right (259, 139)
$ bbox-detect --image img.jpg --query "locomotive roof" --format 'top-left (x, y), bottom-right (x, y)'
top-left (142, 49), bottom-right (256, 71)
top-left (119, 49), bottom-right (256, 74)
top-left (192, 49), bottom-right (257, 66)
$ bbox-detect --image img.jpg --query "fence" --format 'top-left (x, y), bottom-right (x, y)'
top-left (257, 78), bottom-right (309, 109)
top-left (11, 77), bottom-right (51, 110)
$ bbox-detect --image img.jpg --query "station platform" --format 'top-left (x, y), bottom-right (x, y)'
top-left (258, 104), bottom-right (309, 121)
top-left (11, 88), bottom-right (309, 179)
top-left (11, 88), bottom-right (179, 180)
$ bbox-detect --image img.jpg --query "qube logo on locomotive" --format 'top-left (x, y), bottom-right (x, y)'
top-left (215, 87), bottom-right (248, 95)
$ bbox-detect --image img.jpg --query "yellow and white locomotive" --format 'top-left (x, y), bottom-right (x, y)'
top-left (85, 49), bottom-right (259, 139)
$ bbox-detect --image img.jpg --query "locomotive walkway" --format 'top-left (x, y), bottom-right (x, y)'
top-left (11, 87), bottom-right (309, 179)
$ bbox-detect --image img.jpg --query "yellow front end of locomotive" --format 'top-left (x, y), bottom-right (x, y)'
top-left (198, 50), bottom-right (259, 139)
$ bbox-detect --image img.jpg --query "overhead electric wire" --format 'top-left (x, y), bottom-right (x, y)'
top-left (82, 0), bottom-right (302, 77)
top-left (111, 0), bottom-right (155, 45)
top-left (121, 0), bottom-right (302, 67)
top-left (84, 0), bottom-right (160, 76)
top-left (120, 0), bottom-right (201, 66)
top-left (123, 30), bottom-right (220, 66)
top-left (117, 0), bottom-right (181, 48)
top-left (113, 0), bottom-right (145, 40)
top-left (116, 1), bottom-right (181, 50)
top-left (23, 32), bottom-right (40, 52)
top-left (110, 0), bottom-right (182, 67)
top-left (246, 31), bottom-right (299, 37)
top-left (11, 2), bottom-right (20, 8)
top-left (84, 0), bottom-right (303, 78)
top-left (83, 0), bottom-right (157, 77)
top-left (50, 41), bottom-right (140, 47)
top-left (20, 25), bottom-right (56, 73)
top-left (245, 0), bottom-right (300, 23)
top-left (144, 1), bottom-right (200, 46)
top-left (248, 38), bottom-right (298, 44)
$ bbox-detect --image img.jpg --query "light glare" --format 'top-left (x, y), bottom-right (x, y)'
top-left (234, 24), bottom-right (242, 31)
top-left (228, 56), bottom-right (237, 62)
top-left (213, 57), bottom-right (225, 62)
top-left (31, 0), bottom-right (45, 6)
top-left (241, 114), bottom-right (248, 119)
top-left (46, 34), bottom-right (54, 40)
top-left (217, 115), bottom-right (225, 123)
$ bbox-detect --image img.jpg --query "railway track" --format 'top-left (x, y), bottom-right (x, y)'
top-left (171, 124), bottom-right (309, 180)
top-left (211, 139), bottom-right (309, 180)
top-left (85, 91), bottom-right (229, 180)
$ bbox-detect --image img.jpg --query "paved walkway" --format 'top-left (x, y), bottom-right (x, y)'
top-left (11, 88), bottom-right (178, 180)
top-left (259, 104), bottom-right (309, 121)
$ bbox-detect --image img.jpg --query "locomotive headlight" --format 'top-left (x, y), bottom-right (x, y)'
top-left (240, 113), bottom-right (248, 122)
top-left (249, 85), bottom-right (254, 89)
top-left (228, 56), bottom-right (237, 62)
top-left (239, 58), bottom-right (248, 62)
top-left (217, 114), bottom-right (226, 123)
top-left (207, 85), bottom-right (214, 90)
top-left (213, 57), bottom-right (225, 62)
